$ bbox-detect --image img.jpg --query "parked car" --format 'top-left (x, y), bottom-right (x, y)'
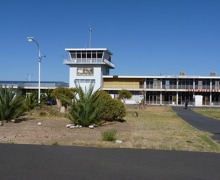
top-left (45, 99), bottom-right (57, 105)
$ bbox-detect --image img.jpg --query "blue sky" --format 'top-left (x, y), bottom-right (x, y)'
top-left (0, 0), bottom-right (220, 83)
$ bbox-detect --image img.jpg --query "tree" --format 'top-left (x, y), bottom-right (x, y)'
top-left (0, 86), bottom-right (25, 122)
top-left (51, 87), bottom-right (76, 108)
top-left (118, 89), bottom-right (132, 104)
top-left (68, 83), bottom-right (101, 127)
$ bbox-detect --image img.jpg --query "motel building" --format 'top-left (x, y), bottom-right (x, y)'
top-left (64, 48), bottom-right (220, 107)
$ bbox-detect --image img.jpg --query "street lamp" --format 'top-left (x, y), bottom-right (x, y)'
top-left (27, 37), bottom-right (44, 105)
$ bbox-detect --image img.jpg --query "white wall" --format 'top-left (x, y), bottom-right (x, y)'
top-left (69, 65), bottom-right (103, 92)
top-left (194, 95), bottom-right (203, 106)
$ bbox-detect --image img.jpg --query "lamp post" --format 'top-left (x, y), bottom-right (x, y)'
top-left (27, 37), bottom-right (43, 105)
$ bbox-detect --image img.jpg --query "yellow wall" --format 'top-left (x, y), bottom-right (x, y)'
top-left (103, 78), bottom-right (142, 89)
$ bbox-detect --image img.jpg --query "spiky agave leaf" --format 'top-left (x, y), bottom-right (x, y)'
top-left (0, 86), bottom-right (25, 121)
top-left (69, 83), bottom-right (102, 127)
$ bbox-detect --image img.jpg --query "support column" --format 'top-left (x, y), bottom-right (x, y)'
top-left (160, 92), bottom-right (162, 105)
top-left (210, 80), bottom-right (212, 106)
top-left (176, 79), bottom-right (179, 105)
top-left (176, 92), bottom-right (178, 105)
top-left (144, 78), bottom-right (146, 89)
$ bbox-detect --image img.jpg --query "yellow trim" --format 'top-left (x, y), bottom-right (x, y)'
top-left (103, 78), bottom-right (142, 89)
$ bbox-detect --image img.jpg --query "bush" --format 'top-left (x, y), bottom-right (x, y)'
top-left (95, 91), bottom-right (126, 121)
top-left (39, 111), bottom-right (47, 117)
top-left (102, 129), bottom-right (117, 141)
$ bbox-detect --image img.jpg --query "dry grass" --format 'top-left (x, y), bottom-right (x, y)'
top-left (0, 105), bottom-right (219, 152)
top-left (123, 106), bottom-right (220, 152)
top-left (193, 108), bottom-right (220, 120)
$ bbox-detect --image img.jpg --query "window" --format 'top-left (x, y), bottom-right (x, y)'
top-left (77, 51), bottom-right (81, 58)
top-left (87, 51), bottom-right (91, 58)
top-left (97, 51), bottom-right (103, 58)
top-left (71, 53), bottom-right (76, 59)
top-left (82, 52), bottom-right (86, 58)
top-left (75, 79), bottom-right (95, 83)
top-left (92, 52), bottom-right (96, 58)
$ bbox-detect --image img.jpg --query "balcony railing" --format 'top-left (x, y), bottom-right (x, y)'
top-left (64, 58), bottom-right (114, 68)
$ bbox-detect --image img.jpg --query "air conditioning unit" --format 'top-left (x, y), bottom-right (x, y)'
top-left (210, 72), bottom-right (217, 76)
top-left (180, 72), bottom-right (185, 76)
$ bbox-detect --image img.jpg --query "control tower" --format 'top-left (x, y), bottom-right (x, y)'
top-left (64, 48), bottom-right (114, 91)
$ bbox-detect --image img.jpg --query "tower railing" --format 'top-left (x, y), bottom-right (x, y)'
top-left (64, 58), bottom-right (114, 68)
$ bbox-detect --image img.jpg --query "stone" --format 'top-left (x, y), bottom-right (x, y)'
top-left (38, 122), bottom-right (42, 126)
top-left (116, 140), bottom-right (122, 144)
top-left (11, 119), bottom-right (16, 123)
top-left (0, 121), bottom-right (3, 126)
top-left (89, 125), bottom-right (94, 129)
top-left (66, 124), bottom-right (73, 128)
top-left (70, 125), bottom-right (75, 129)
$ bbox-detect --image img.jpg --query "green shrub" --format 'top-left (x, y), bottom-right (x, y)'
top-left (95, 91), bottom-right (126, 121)
top-left (39, 111), bottom-right (47, 117)
top-left (102, 129), bottom-right (117, 141)
top-left (52, 141), bottom-right (59, 146)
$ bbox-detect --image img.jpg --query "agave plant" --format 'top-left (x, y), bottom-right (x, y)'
top-left (0, 86), bottom-right (25, 121)
top-left (68, 83), bottom-right (101, 127)
top-left (25, 91), bottom-right (38, 111)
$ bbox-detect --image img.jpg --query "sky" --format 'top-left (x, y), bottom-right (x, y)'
top-left (0, 0), bottom-right (220, 83)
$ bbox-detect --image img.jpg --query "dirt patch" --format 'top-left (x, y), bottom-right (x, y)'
top-left (0, 118), bottom-right (133, 146)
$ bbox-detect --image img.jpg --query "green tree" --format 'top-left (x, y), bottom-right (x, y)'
top-left (68, 83), bottom-right (101, 127)
top-left (118, 89), bottom-right (132, 104)
top-left (0, 86), bottom-right (25, 121)
top-left (51, 87), bottom-right (76, 108)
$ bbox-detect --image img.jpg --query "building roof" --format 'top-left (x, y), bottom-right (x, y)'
top-left (103, 75), bottom-right (220, 79)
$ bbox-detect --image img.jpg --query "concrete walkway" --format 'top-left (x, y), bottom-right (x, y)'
top-left (172, 107), bottom-right (220, 142)
top-left (0, 144), bottom-right (220, 180)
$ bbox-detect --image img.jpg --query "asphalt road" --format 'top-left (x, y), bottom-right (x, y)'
top-left (0, 144), bottom-right (220, 180)
top-left (172, 107), bottom-right (220, 142)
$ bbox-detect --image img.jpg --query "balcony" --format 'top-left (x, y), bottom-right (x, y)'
top-left (64, 58), bottom-right (114, 68)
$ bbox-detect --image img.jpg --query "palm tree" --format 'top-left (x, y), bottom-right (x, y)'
top-left (0, 86), bottom-right (25, 122)
top-left (68, 83), bottom-right (101, 127)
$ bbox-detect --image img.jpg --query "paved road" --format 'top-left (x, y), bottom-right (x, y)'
top-left (0, 144), bottom-right (220, 180)
top-left (172, 107), bottom-right (220, 141)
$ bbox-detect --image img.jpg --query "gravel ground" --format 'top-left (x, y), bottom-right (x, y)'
top-left (0, 117), bottom-right (132, 146)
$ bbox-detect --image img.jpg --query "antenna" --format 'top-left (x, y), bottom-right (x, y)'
top-left (89, 25), bottom-right (92, 48)
top-left (26, 73), bottom-right (33, 81)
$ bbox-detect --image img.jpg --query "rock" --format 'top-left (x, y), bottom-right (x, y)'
top-left (79, 125), bottom-right (82, 128)
top-left (89, 125), bottom-right (94, 129)
top-left (38, 122), bottom-right (42, 126)
top-left (11, 119), bottom-right (16, 123)
top-left (70, 125), bottom-right (75, 129)
top-left (66, 124), bottom-right (73, 128)
top-left (116, 140), bottom-right (122, 144)
top-left (0, 121), bottom-right (3, 126)
top-left (60, 106), bottom-right (66, 114)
